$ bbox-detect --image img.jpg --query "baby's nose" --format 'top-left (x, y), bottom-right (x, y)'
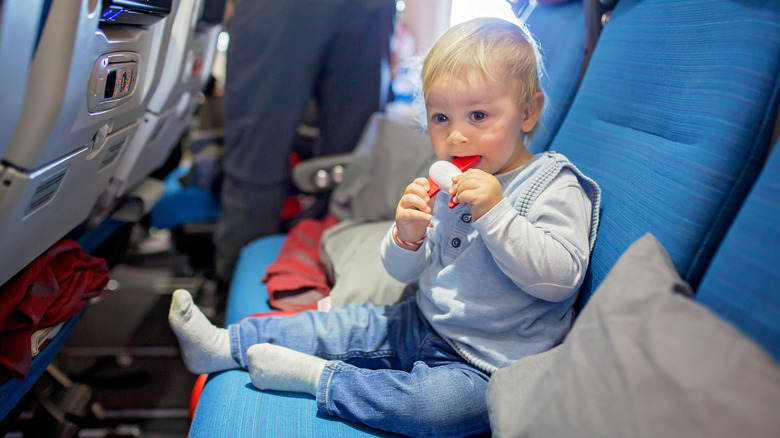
top-left (447, 129), bottom-right (468, 144)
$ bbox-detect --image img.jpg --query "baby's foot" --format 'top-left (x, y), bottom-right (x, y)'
top-left (247, 343), bottom-right (327, 396)
top-left (168, 289), bottom-right (236, 374)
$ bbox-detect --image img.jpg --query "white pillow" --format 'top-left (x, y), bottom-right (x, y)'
top-left (321, 220), bottom-right (414, 307)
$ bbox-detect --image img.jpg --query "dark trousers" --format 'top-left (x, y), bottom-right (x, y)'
top-left (216, 0), bottom-right (396, 281)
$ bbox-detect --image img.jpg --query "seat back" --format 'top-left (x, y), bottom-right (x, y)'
top-left (522, 0), bottom-right (586, 154)
top-left (110, 0), bottom-right (225, 199)
top-left (550, 0), bottom-right (780, 308)
top-left (695, 142), bottom-right (780, 362)
top-left (0, 0), bottom-right (51, 421)
top-left (0, 0), bottom-right (176, 286)
top-left (0, 0), bottom-right (44, 160)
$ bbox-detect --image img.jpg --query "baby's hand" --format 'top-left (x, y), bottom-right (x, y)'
top-left (395, 177), bottom-right (435, 250)
top-left (450, 169), bottom-right (503, 220)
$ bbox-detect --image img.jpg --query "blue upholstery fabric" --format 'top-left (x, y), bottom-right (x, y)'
top-left (224, 234), bottom-right (284, 324)
top-left (191, 370), bottom-right (399, 437)
top-left (550, 0), bottom-right (780, 307)
top-left (525, 0), bottom-right (585, 154)
top-left (147, 164), bottom-right (221, 231)
top-left (149, 187), bottom-right (221, 231)
top-left (695, 144), bottom-right (780, 363)
top-left (0, 312), bottom-right (81, 421)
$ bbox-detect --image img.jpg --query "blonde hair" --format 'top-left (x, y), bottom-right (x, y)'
top-left (421, 17), bottom-right (543, 110)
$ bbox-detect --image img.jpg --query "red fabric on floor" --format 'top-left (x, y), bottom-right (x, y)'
top-left (262, 214), bottom-right (340, 311)
top-left (0, 239), bottom-right (109, 381)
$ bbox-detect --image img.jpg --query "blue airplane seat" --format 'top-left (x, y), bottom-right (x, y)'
top-left (482, 139), bottom-right (780, 438)
top-left (222, 236), bottom-right (285, 323)
top-left (548, 0), bottom-right (780, 309)
top-left (695, 141), bottom-right (780, 363)
top-left (149, 186), bottom-right (222, 231)
top-left (149, 164), bottom-right (222, 231)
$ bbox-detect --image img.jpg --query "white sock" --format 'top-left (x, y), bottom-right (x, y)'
top-left (247, 343), bottom-right (327, 396)
top-left (168, 289), bottom-right (236, 374)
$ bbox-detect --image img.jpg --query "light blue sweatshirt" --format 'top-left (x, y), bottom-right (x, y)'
top-left (381, 152), bottom-right (601, 373)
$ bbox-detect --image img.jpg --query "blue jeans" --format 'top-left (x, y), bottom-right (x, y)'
top-left (228, 298), bottom-right (491, 437)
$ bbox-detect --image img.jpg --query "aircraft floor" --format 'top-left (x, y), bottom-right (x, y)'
top-left (5, 227), bottom-right (223, 438)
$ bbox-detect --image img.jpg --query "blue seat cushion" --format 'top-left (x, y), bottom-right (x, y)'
top-left (149, 187), bottom-right (221, 231)
top-left (191, 234), bottom-right (401, 437)
top-left (224, 234), bottom-right (285, 324)
top-left (191, 369), bottom-right (399, 437)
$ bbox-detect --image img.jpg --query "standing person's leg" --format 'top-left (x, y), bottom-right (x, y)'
top-left (216, 0), bottom-right (347, 283)
top-left (214, 176), bottom-right (287, 284)
top-left (315, 0), bottom-right (396, 157)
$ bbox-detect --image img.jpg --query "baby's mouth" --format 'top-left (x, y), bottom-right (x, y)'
top-left (450, 154), bottom-right (481, 161)
top-left (449, 155), bottom-right (482, 171)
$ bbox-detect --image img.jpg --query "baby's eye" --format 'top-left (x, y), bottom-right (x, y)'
top-left (432, 113), bottom-right (448, 123)
top-left (470, 111), bottom-right (487, 121)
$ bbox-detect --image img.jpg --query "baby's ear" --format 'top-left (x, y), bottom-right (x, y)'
top-left (521, 92), bottom-right (545, 133)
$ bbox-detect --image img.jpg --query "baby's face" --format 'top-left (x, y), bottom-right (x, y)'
top-left (425, 75), bottom-right (535, 175)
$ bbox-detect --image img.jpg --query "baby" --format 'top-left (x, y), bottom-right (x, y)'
top-left (170, 17), bottom-right (600, 437)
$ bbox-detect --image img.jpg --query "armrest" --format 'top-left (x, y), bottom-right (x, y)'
top-left (292, 153), bottom-right (353, 193)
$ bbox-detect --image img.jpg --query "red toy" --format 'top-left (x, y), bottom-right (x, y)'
top-left (427, 155), bottom-right (482, 208)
